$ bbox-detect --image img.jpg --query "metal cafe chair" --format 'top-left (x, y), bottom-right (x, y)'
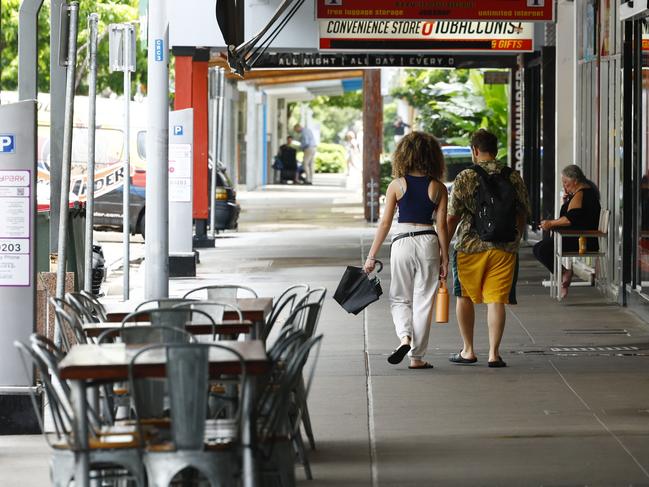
top-left (262, 284), bottom-right (310, 342)
top-left (291, 287), bottom-right (327, 332)
top-left (173, 301), bottom-right (244, 340)
top-left (279, 301), bottom-right (326, 453)
top-left (258, 334), bottom-right (323, 486)
top-left (30, 333), bottom-right (115, 427)
top-left (98, 325), bottom-right (198, 422)
top-left (182, 284), bottom-right (258, 302)
top-left (15, 340), bottom-right (146, 487)
top-left (50, 297), bottom-right (93, 352)
top-left (66, 292), bottom-right (107, 323)
top-left (128, 343), bottom-right (247, 487)
top-left (134, 297), bottom-right (194, 312)
top-left (122, 307), bottom-right (215, 331)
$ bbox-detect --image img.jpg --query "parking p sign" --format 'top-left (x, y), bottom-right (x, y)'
top-left (173, 125), bottom-right (183, 136)
top-left (0, 135), bottom-right (15, 154)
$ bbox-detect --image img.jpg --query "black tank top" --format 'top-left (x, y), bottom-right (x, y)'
top-left (397, 175), bottom-right (437, 224)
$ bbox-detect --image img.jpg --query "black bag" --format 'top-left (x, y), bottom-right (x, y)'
top-left (472, 164), bottom-right (518, 242)
top-left (272, 156), bottom-right (283, 171)
top-left (333, 260), bottom-right (383, 315)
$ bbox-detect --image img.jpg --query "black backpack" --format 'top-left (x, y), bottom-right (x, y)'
top-left (471, 164), bottom-right (518, 242)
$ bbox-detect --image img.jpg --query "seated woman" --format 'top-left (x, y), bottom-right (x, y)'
top-left (533, 165), bottom-right (601, 298)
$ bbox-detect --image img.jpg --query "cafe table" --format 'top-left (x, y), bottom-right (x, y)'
top-left (82, 320), bottom-right (254, 339)
top-left (103, 298), bottom-right (273, 338)
top-left (59, 341), bottom-right (270, 487)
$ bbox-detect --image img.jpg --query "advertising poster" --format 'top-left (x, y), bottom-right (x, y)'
top-left (319, 20), bottom-right (534, 52)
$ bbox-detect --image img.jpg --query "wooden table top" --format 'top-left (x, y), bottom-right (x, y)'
top-left (102, 298), bottom-right (273, 323)
top-left (59, 341), bottom-right (270, 381)
top-left (83, 320), bottom-right (254, 338)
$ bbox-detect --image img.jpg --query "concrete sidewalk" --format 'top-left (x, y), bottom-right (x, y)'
top-left (4, 184), bottom-right (649, 486)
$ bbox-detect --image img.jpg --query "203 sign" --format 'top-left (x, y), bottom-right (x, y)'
top-left (0, 242), bottom-right (22, 253)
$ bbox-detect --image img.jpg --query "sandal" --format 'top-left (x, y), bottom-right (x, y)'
top-left (387, 343), bottom-right (410, 364)
top-left (408, 362), bottom-right (434, 369)
top-left (449, 351), bottom-right (477, 365)
top-left (488, 357), bottom-right (507, 368)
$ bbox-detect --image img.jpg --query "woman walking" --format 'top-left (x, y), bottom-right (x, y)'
top-left (364, 132), bottom-right (449, 369)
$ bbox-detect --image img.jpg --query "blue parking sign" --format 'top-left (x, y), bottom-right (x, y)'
top-left (173, 125), bottom-right (183, 136)
top-left (0, 134), bottom-right (15, 153)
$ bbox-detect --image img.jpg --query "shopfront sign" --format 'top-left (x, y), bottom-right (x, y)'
top-left (316, 0), bottom-right (554, 22)
top-left (319, 20), bottom-right (534, 52)
top-left (253, 52), bottom-right (518, 69)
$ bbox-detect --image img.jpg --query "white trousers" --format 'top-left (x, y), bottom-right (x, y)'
top-left (389, 224), bottom-right (440, 360)
top-left (303, 147), bottom-right (316, 182)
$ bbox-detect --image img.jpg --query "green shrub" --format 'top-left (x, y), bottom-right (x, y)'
top-left (314, 143), bottom-right (347, 173)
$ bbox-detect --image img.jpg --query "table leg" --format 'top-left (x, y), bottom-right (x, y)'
top-left (242, 376), bottom-right (259, 487)
top-left (71, 380), bottom-right (90, 487)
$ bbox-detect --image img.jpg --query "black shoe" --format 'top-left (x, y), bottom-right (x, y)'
top-left (488, 357), bottom-right (507, 368)
top-left (387, 344), bottom-right (410, 364)
top-left (449, 351), bottom-right (477, 365)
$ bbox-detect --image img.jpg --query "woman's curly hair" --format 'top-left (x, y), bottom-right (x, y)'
top-left (392, 131), bottom-right (445, 180)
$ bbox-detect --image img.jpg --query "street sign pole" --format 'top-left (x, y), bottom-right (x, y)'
top-left (123, 25), bottom-right (132, 301)
top-left (84, 13), bottom-right (98, 294)
top-left (55, 2), bottom-right (79, 348)
top-left (145, 0), bottom-right (169, 299)
top-left (109, 23), bottom-right (136, 301)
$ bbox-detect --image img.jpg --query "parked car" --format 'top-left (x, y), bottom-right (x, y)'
top-left (210, 158), bottom-right (240, 232)
top-left (442, 146), bottom-right (473, 192)
top-left (93, 182), bottom-right (147, 237)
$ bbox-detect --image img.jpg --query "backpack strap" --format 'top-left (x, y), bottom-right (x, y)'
top-left (471, 164), bottom-right (490, 181)
top-left (472, 164), bottom-right (513, 181)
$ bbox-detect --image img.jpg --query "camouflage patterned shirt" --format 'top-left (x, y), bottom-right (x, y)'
top-left (448, 160), bottom-right (531, 254)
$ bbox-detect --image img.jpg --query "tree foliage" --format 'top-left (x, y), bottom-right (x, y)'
top-left (391, 69), bottom-right (509, 156)
top-left (309, 91), bottom-right (362, 143)
top-left (0, 0), bottom-right (145, 95)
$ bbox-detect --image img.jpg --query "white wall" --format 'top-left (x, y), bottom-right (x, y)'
top-left (169, 0), bottom-right (226, 47)
top-left (169, 0), bottom-right (318, 49)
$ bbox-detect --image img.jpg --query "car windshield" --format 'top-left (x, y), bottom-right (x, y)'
top-left (442, 146), bottom-right (473, 183)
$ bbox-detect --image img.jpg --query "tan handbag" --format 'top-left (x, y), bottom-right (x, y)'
top-left (434, 280), bottom-right (449, 324)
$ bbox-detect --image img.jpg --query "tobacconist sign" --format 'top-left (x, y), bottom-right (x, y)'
top-left (317, 0), bottom-right (554, 23)
top-left (319, 20), bottom-right (534, 52)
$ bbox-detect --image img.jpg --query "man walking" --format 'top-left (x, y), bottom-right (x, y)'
top-left (446, 129), bottom-right (530, 368)
top-left (294, 123), bottom-right (316, 184)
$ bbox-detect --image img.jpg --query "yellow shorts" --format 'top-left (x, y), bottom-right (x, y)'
top-left (452, 249), bottom-right (518, 304)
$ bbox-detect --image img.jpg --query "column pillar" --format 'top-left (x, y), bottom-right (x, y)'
top-left (173, 47), bottom-right (212, 246)
top-left (555, 0), bottom-right (576, 216)
top-left (363, 70), bottom-right (382, 223)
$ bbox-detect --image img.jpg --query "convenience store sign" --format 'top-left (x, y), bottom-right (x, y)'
top-left (319, 20), bottom-right (534, 52)
top-left (317, 0), bottom-right (554, 22)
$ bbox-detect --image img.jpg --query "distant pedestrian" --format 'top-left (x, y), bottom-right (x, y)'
top-left (344, 130), bottom-right (362, 190)
top-left (447, 129), bottom-right (530, 368)
top-left (393, 116), bottom-right (410, 145)
top-left (276, 135), bottom-right (298, 183)
top-left (364, 132), bottom-right (449, 369)
top-left (294, 124), bottom-right (316, 185)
